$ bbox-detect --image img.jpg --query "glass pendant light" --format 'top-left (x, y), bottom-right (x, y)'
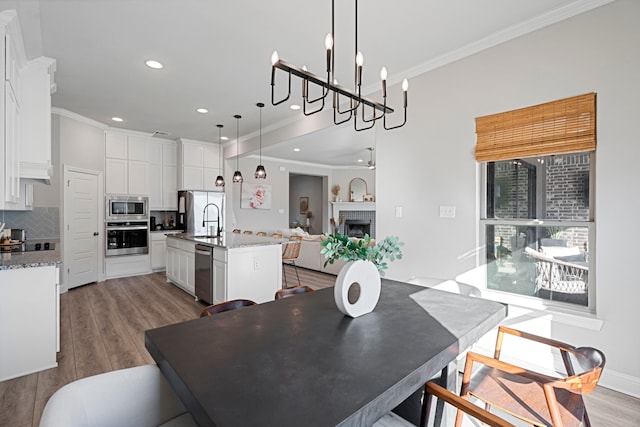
top-left (255, 102), bottom-right (267, 179)
top-left (232, 114), bottom-right (243, 183)
top-left (215, 124), bottom-right (225, 187)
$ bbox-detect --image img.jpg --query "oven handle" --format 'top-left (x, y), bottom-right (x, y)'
top-left (106, 226), bottom-right (149, 231)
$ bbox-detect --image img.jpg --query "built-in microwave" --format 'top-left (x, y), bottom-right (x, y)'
top-left (106, 195), bottom-right (148, 221)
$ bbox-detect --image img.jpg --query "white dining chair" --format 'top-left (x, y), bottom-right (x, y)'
top-left (40, 364), bottom-right (196, 427)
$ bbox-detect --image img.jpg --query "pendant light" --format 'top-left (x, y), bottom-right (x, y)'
top-left (232, 114), bottom-right (243, 183)
top-left (255, 102), bottom-right (267, 179)
top-left (215, 124), bottom-right (225, 187)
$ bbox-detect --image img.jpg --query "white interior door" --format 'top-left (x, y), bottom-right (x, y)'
top-left (64, 168), bottom-right (100, 290)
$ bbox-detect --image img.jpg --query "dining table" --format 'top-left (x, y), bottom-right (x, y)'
top-left (145, 279), bottom-right (507, 427)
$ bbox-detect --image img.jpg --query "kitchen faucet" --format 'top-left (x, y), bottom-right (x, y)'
top-left (202, 203), bottom-right (222, 237)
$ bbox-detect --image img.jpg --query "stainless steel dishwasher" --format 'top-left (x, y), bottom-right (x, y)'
top-left (195, 244), bottom-right (213, 304)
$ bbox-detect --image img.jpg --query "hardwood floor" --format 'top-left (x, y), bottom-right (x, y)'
top-left (1, 267), bottom-right (638, 427)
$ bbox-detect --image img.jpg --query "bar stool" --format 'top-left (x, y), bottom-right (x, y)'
top-left (282, 236), bottom-right (302, 287)
top-left (199, 299), bottom-right (257, 317)
top-left (256, 232), bottom-right (267, 236)
top-left (243, 230), bottom-right (253, 235)
top-left (275, 285), bottom-right (314, 300)
top-left (232, 229), bottom-right (241, 234)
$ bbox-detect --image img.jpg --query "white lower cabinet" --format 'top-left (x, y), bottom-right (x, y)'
top-left (105, 254), bottom-right (151, 279)
top-left (0, 265), bottom-right (59, 381)
top-left (212, 247), bottom-right (227, 304)
top-left (166, 237), bottom-right (195, 296)
top-left (150, 232), bottom-right (167, 271)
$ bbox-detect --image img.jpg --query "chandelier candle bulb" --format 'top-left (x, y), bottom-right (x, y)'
top-left (325, 33), bottom-right (333, 72)
top-left (356, 52), bottom-right (364, 86)
top-left (380, 67), bottom-right (387, 97)
top-left (402, 78), bottom-right (409, 107)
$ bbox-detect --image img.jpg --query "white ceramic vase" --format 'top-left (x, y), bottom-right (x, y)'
top-left (334, 260), bottom-right (381, 318)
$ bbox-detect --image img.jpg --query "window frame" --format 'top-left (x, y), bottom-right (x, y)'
top-left (478, 155), bottom-right (596, 314)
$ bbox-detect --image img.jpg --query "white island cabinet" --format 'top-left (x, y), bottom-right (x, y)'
top-left (166, 236), bottom-right (196, 296)
top-left (0, 265), bottom-right (59, 381)
top-left (167, 234), bottom-right (282, 304)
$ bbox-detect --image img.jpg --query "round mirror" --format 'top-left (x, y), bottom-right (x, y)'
top-left (349, 178), bottom-right (367, 202)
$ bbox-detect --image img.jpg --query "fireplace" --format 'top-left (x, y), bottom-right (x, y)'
top-left (344, 219), bottom-right (371, 238)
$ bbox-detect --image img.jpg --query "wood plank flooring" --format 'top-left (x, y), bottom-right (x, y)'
top-left (1, 267), bottom-right (638, 427)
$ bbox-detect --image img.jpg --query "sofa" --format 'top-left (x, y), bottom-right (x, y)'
top-left (278, 228), bottom-right (346, 275)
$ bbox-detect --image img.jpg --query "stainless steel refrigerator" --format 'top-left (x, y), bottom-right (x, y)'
top-left (177, 190), bottom-right (225, 236)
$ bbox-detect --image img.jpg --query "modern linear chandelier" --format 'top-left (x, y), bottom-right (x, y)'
top-left (270, 0), bottom-right (408, 131)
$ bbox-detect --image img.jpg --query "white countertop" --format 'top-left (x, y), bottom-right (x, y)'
top-left (168, 232), bottom-right (283, 249)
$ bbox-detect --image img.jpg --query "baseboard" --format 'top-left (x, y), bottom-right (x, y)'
top-left (599, 368), bottom-right (640, 399)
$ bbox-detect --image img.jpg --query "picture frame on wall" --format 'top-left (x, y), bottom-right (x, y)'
top-left (241, 183), bottom-right (272, 209)
top-left (299, 197), bottom-right (309, 214)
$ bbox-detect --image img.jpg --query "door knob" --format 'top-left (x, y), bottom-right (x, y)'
top-left (93, 232), bottom-right (99, 236)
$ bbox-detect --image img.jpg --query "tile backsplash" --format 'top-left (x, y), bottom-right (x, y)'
top-left (1, 207), bottom-right (60, 239)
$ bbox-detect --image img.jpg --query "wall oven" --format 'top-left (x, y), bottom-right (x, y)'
top-left (106, 195), bottom-right (148, 221)
top-left (105, 221), bottom-right (149, 256)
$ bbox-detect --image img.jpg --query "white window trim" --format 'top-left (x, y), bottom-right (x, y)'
top-left (476, 160), bottom-right (598, 327)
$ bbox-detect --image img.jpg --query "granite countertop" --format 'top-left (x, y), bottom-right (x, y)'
top-left (168, 232), bottom-right (283, 249)
top-left (0, 248), bottom-right (62, 270)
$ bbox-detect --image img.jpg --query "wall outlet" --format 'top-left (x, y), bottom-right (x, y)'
top-left (439, 205), bottom-right (456, 218)
top-left (253, 257), bottom-right (261, 270)
top-left (395, 206), bottom-right (403, 217)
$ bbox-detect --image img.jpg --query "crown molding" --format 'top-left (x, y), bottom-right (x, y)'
top-left (52, 107), bottom-right (109, 129)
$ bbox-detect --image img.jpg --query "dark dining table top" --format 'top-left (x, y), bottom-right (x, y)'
top-left (145, 279), bottom-right (507, 427)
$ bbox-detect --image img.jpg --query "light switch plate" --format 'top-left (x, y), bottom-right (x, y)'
top-left (395, 206), bottom-right (403, 217)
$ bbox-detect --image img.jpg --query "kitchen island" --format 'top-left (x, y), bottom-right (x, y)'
top-left (166, 233), bottom-right (282, 304)
top-left (0, 249), bottom-right (61, 381)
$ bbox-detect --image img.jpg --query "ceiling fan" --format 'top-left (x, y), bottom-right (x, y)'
top-left (367, 147), bottom-right (375, 170)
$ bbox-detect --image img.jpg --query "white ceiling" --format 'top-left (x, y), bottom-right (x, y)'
top-left (1, 0), bottom-right (611, 166)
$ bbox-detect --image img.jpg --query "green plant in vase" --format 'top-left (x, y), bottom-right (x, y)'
top-left (320, 232), bottom-right (403, 277)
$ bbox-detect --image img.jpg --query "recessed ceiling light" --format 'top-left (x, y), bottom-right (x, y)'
top-left (145, 60), bottom-right (163, 69)
top-left (112, 117), bottom-right (124, 122)
top-left (357, 159), bottom-right (364, 163)
top-left (294, 148), bottom-right (301, 152)
top-left (196, 108), bottom-right (208, 114)
top-left (290, 104), bottom-right (301, 110)
top-left (221, 136), bottom-right (229, 141)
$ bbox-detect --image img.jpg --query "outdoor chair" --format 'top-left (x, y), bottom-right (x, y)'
top-left (524, 247), bottom-right (588, 305)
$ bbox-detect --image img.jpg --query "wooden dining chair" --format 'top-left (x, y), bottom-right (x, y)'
top-left (271, 233), bottom-right (283, 238)
top-left (199, 299), bottom-right (257, 317)
top-left (375, 381), bottom-right (513, 427)
top-left (282, 236), bottom-right (302, 287)
top-left (456, 325), bottom-right (605, 427)
top-left (419, 382), bottom-right (515, 427)
top-left (256, 231), bottom-right (267, 236)
top-left (243, 230), bottom-right (253, 235)
top-left (274, 285), bottom-right (314, 300)
top-left (232, 229), bottom-right (241, 234)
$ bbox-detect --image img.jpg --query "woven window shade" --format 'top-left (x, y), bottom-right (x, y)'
top-left (475, 93), bottom-right (596, 162)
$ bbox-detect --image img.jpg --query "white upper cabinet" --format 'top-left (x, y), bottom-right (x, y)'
top-left (105, 131), bottom-right (149, 195)
top-left (148, 139), bottom-right (178, 210)
top-left (178, 138), bottom-right (220, 190)
top-left (105, 132), bottom-right (127, 159)
top-left (19, 57), bottom-right (56, 181)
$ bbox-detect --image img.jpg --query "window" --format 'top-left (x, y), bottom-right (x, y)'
top-left (476, 94), bottom-right (595, 310)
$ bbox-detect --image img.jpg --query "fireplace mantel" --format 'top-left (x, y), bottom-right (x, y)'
top-left (331, 202), bottom-right (376, 221)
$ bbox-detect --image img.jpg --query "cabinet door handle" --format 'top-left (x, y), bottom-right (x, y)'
top-left (93, 232), bottom-right (99, 236)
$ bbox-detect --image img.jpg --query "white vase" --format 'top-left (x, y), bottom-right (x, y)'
top-left (334, 260), bottom-right (381, 318)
